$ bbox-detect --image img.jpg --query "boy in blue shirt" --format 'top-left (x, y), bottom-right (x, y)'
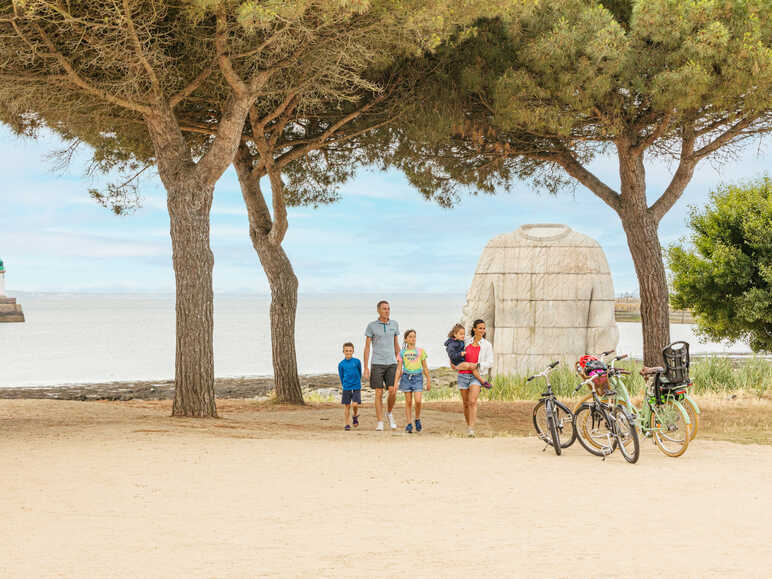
top-left (338, 342), bottom-right (362, 431)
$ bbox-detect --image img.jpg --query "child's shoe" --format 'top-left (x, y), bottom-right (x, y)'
top-left (353, 415), bottom-right (359, 427)
top-left (344, 424), bottom-right (351, 431)
top-left (387, 412), bottom-right (397, 429)
top-left (415, 419), bottom-right (422, 432)
top-left (405, 423), bottom-right (413, 434)
top-left (376, 421), bottom-right (384, 431)
top-left (482, 381), bottom-right (492, 389)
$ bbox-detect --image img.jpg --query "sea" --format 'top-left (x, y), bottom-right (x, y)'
top-left (0, 292), bottom-right (759, 388)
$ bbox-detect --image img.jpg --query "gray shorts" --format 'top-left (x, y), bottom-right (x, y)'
top-left (457, 373), bottom-right (482, 390)
top-left (370, 364), bottom-right (396, 390)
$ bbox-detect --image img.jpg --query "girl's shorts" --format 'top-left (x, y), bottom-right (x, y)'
top-left (457, 373), bottom-right (482, 390)
top-left (399, 373), bottom-right (424, 392)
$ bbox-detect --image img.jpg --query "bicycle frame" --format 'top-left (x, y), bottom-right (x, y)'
top-left (600, 357), bottom-right (692, 437)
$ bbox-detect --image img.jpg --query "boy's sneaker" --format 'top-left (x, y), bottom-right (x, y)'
top-left (352, 415), bottom-right (359, 427)
top-left (482, 381), bottom-right (493, 390)
top-left (405, 423), bottom-right (413, 434)
top-left (415, 419), bottom-right (422, 432)
top-left (344, 425), bottom-right (351, 431)
top-left (467, 428), bottom-right (475, 437)
top-left (375, 421), bottom-right (384, 431)
top-left (387, 412), bottom-right (397, 429)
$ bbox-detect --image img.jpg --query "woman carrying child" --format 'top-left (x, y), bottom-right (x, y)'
top-left (393, 329), bottom-right (431, 433)
top-left (446, 319), bottom-right (493, 437)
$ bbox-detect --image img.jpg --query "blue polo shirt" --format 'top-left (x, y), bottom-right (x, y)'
top-left (338, 357), bottom-right (362, 390)
top-left (365, 318), bottom-right (400, 365)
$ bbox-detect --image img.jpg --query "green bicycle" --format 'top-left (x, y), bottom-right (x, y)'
top-left (574, 344), bottom-right (697, 457)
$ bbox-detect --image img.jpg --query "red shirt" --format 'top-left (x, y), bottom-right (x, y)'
top-left (459, 343), bottom-right (480, 374)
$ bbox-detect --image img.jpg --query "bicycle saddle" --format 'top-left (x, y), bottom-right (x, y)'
top-left (640, 366), bottom-right (665, 376)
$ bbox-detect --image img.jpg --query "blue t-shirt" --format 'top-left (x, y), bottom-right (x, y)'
top-left (338, 357), bottom-right (362, 390)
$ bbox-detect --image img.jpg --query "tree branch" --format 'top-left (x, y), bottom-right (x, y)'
top-left (30, 21), bottom-right (152, 114)
top-left (169, 63), bottom-right (214, 109)
top-left (649, 124), bottom-right (697, 222)
top-left (554, 150), bottom-right (621, 211)
top-left (692, 116), bottom-right (759, 159)
top-left (121, 0), bottom-right (161, 98)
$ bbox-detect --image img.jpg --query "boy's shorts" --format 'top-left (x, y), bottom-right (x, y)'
top-left (398, 373), bottom-right (423, 392)
top-left (341, 389), bottom-right (361, 405)
top-left (457, 373), bottom-right (482, 390)
top-left (370, 363), bottom-right (397, 390)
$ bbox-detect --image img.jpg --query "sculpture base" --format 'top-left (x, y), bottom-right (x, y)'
top-left (0, 297), bottom-right (25, 322)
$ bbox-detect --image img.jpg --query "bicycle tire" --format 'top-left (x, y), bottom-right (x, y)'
top-left (574, 403), bottom-right (616, 457)
top-left (682, 397), bottom-right (700, 441)
top-left (553, 400), bottom-right (577, 448)
top-left (574, 393), bottom-right (607, 451)
top-left (546, 406), bottom-right (561, 455)
top-left (652, 400), bottom-right (691, 457)
top-left (613, 405), bottom-right (640, 464)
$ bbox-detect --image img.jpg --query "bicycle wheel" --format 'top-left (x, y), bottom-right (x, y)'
top-left (682, 397), bottom-right (700, 441)
top-left (613, 405), bottom-right (640, 464)
top-left (574, 403), bottom-right (616, 457)
top-left (553, 400), bottom-right (577, 448)
top-left (652, 400), bottom-right (691, 457)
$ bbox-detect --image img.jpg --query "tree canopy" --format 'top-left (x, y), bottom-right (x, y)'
top-left (668, 177), bottom-right (772, 353)
top-left (369, 0), bottom-right (772, 365)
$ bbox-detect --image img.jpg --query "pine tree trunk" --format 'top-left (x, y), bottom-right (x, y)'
top-left (251, 232), bottom-right (304, 404)
top-left (167, 180), bottom-right (217, 417)
top-left (147, 111), bottom-right (218, 418)
top-left (618, 147), bottom-right (671, 366)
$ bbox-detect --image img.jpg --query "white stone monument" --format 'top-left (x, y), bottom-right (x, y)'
top-left (0, 258), bottom-right (25, 323)
top-left (460, 224), bottom-right (618, 375)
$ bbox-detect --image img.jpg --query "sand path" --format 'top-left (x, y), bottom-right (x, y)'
top-left (1, 400), bottom-right (770, 577)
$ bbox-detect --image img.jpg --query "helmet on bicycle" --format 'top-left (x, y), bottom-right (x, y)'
top-left (578, 355), bottom-right (607, 377)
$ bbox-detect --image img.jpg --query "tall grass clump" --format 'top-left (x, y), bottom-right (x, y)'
top-left (734, 357), bottom-right (772, 398)
top-left (690, 356), bottom-right (737, 393)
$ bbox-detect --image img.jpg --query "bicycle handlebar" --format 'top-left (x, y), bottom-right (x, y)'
top-left (614, 354), bottom-right (628, 361)
top-left (527, 360), bottom-right (560, 382)
top-left (574, 376), bottom-right (594, 392)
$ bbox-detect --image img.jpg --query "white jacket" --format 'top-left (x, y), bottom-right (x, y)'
top-left (465, 337), bottom-right (494, 375)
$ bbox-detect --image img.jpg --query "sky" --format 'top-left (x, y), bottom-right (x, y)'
top-left (0, 125), bottom-right (768, 296)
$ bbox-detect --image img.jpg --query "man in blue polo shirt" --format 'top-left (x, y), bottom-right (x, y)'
top-left (363, 300), bottom-right (400, 431)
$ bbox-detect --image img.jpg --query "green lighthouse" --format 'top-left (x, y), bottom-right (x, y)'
top-left (0, 257), bottom-right (25, 322)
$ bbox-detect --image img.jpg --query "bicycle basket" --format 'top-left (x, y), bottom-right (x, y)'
top-left (591, 373), bottom-right (611, 395)
top-left (661, 341), bottom-right (690, 385)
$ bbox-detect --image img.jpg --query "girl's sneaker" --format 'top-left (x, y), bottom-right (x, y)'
top-left (344, 425), bottom-right (351, 431)
top-left (353, 415), bottom-right (359, 427)
top-left (414, 419), bottom-right (422, 432)
top-left (482, 381), bottom-right (493, 389)
top-left (405, 423), bottom-right (413, 434)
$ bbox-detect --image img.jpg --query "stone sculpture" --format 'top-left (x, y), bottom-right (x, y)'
top-left (460, 224), bottom-right (618, 375)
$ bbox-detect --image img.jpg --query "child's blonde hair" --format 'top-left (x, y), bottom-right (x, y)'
top-left (448, 323), bottom-right (465, 339)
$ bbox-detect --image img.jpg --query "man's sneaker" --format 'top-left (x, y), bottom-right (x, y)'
top-left (482, 381), bottom-right (493, 390)
top-left (467, 428), bottom-right (475, 437)
top-left (375, 421), bottom-right (384, 431)
top-left (415, 419), bottom-right (422, 432)
top-left (405, 423), bottom-right (413, 434)
top-left (352, 415), bottom-right (359, 427)
top-left (344, 424), bottom-right (351, 431)
top-left (387, 412), bottom-right (397, 430)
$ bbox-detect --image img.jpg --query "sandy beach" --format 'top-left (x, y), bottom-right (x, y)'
top-left (1, 398), bottom-right (771, 578)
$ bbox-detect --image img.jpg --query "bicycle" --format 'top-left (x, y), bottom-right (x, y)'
top-left (572, 366), bottom-right (640, 463)
top-left (575, 347), bottom-right (693, 458)
top-left (529, 361), bottom-right (577, 455)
